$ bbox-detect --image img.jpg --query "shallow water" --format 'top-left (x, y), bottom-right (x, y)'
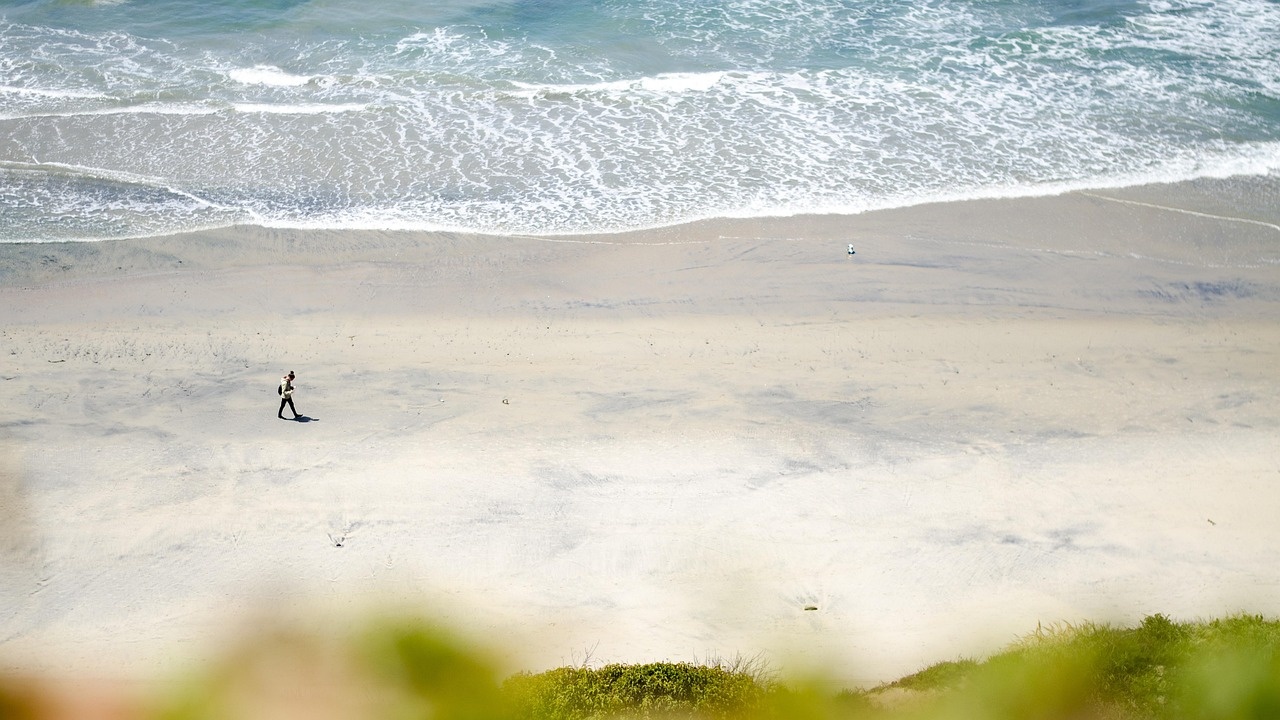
top-left (1, 0), bottom-right (1278, 241)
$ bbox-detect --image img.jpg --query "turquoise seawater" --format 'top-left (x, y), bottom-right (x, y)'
top-left (1, 0), bottom-right (1277, 241)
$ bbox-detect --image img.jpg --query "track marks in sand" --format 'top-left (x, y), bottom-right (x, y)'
top-left (6, 327), bottom-right (274, 369)
top-left (1081, 192), bottom-right (1280, 235)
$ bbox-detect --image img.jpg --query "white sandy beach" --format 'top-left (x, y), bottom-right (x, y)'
top-left (2, 177), bottom-right (1279, 685)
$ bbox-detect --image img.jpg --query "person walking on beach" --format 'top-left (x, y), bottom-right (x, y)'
top-left (278, 371), bottom-right (300, 420)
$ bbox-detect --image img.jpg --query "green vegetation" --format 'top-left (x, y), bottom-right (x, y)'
top-left (498, 613), bottom-right (1280, 719)
top-left (5, 613), bottom-right (1280, 719)
top-left (863, 613), bottom-right (1280, 720)
top-left (503, 661), bottom-right (768, 719)
top-left (877, 658), bottom-right (981, 693)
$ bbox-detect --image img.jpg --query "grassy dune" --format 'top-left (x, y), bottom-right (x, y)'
top-left (862, 614), bottom-right (1280, 719)
top-left (3, 613), bottom-right (1277, 719)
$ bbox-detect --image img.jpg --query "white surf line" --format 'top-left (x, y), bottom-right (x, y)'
top-left (9, 158), bottom-right (244, 215)
top-left (1081, 192), bottom-right (1280, 234)
top-left (506, 235), bottom-right (628, 246)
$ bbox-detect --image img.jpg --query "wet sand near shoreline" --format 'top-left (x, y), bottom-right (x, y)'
top-left (2, 177), bottom-right (1278, 684)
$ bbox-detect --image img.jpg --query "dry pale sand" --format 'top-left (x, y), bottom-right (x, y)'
top-left (1, 176), bottom-right (1279, 685)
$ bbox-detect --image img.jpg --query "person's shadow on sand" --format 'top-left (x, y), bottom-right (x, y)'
top-left (291, 416), bottom-right (317, 423)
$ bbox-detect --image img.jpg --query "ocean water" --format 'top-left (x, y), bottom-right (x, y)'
top-left (1, 0), bottom-right (1277, 242)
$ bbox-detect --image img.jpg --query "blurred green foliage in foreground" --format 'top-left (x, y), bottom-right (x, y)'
top-left (2, 613), bottom-right (1278, 719)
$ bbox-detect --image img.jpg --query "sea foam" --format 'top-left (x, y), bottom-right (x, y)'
top-left (227, 66), bottom-right (314, 87)
top-left (1, 0), bottom-right (1276, 241)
